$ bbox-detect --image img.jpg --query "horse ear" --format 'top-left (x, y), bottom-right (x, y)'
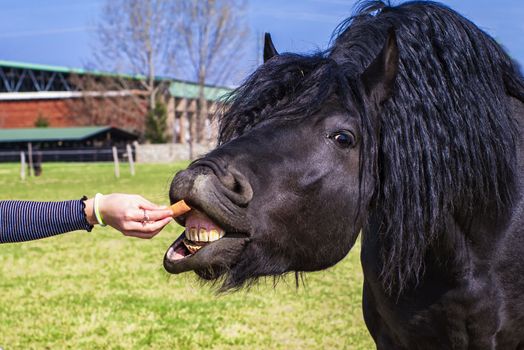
top-left (264, 33), bottom-right (279, 62)
top-left (361, 28), bottom-right (399, 104)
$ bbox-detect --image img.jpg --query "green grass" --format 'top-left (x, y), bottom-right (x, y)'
top-left (0, 162), bottom-right (373, 349)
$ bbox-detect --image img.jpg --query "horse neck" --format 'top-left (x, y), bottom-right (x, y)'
top-left (425, 96), bottom-right (524, 283)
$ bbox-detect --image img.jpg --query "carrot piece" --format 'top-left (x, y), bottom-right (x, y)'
top-left (170, 200), bottom-right (192, 218)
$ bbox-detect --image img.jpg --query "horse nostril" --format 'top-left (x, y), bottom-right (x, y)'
top-left (221, 172), bottom-right (237, 191)
top-left (221, 168), bottom-right (253, 206)
top-left (189, 158), bottom-right (253, 206)
top-left (233, 180), bottom-right (243, 194)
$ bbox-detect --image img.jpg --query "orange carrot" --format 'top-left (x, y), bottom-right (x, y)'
top-left (170, 200), bottom-right (192, 218)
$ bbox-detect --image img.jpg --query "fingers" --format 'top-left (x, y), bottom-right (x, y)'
top-left (122, 217), bottom-right (172, 237)
top-left (126, 207), bottom-right (173, 222)
top-left (122, 218), bottom-right (171, 239)
top-left (143, 208), bottom-right (174, 221)
top-left (101, 193), bottom-right (174, 239)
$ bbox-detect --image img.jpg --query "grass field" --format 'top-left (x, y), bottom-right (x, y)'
top-left (0, 162), bottom-right (373, 349)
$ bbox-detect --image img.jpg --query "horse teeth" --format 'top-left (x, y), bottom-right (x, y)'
top-left (184, 210), bottom-right (226, 243)
top-left (215, 229), bottom-right (223, 240)
top-left (199, 228), bottom-right (207, 241)
top-left (186, 226), bottom-right (225, 242)
top-left (188, 227), bottom-right (197, 241)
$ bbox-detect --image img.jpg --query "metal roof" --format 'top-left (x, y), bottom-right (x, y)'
top-left (169, 81), bottom-right (232, 101)
top-left (0, 126), bottom-right (136, 143)
top-left (0, 59), bottom-right (158, 81)
top-left (0, 59), bottom-right (234, 100)
top-left (0, 60), bottom-right (88, 75)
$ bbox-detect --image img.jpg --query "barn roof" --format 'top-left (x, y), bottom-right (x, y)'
top-left (169, 81), bottom-right (231, 102)
top-left (0, 59), bottom-right (233, 101)
top-left (0, 59), bottom-right (163, 81)
top-left (0, 126), bottom-right (137, 143)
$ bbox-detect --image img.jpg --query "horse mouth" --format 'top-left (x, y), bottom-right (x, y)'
top-left (181, 210), bottom-right (226, 254)
top-left (163, 208), bottom-right (249, 279)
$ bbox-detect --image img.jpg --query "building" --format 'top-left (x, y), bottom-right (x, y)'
top-left (0, 126), bottom-right (138, 162)
top-left (0, 60), bottom-right (232, 144)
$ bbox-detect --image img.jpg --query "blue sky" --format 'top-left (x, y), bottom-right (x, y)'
top-left (0, 0), bottom-right (522, 85)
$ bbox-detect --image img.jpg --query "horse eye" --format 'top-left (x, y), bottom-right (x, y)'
top-left (331, 131), bottom-right (355, 148)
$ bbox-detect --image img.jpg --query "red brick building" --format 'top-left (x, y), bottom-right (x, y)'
top-left (0, 98), bottom-right (72, 128)
top-left (0, 60), bottom-right (232, 143)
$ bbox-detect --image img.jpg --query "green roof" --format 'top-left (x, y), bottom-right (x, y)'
top-left (0, 59), bottom-right (167, 82)
top-left (169, 81), bottom-right (232, 101)
top-left (0, 60), bottom-right (87, 75)
top-left (0, 126), bottom-right (113, 143)
top-left (0, 59), bottom-right (235, 100)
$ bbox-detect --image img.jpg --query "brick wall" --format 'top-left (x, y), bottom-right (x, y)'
top-left (0, 98), bottom-right (146, 132)
top-left (0, 99), bottom-right (75, 128)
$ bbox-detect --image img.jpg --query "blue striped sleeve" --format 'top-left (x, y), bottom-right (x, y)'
top-left (0, 198), bottom-right (93, 243)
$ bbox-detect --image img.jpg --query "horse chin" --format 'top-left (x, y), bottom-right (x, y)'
top-left (163, 231), bottom-right (249, 278)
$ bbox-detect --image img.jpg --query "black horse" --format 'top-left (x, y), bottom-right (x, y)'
top-left (164, 1), bottom-right (524, 348)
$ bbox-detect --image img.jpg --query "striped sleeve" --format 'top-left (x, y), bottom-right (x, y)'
top-left (0, 199), bottom-right (93, 243)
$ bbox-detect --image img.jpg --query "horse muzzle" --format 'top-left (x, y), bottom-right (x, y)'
top-left (164, 160), bottom-right (253, 276)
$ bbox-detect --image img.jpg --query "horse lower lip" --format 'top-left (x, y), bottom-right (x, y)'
top-left (164, 232), bottom-right (248, 276)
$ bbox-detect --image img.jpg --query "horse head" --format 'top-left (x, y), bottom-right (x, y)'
top-left (163, 30), bottom-right (399, 289)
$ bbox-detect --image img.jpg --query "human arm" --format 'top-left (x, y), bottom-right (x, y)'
top-left (0, 194), bottom-right (173, 243)
top-left (0, 198), bottom-right (93, 243)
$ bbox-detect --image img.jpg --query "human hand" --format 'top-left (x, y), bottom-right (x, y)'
top-left (85, 193), bottom-right (173, 239)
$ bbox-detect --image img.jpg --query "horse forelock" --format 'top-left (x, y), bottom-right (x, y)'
top-left (217, 53), bottom-right (363, 144)
top-left (333, 0), bottom-right (523, 295)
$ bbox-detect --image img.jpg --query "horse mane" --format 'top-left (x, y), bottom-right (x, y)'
top-left (330, 0), bottom-right (524, 294)
top-left (218, 1), bottom-right (524, 295)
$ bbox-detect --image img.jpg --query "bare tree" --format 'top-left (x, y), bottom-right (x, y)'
top-left (66, 74), bottom-right (148, 134)
top-left (86, 0), bottom-right (249, 149)
top-left (175, 0), bottom-right (249, 158)
top-left (88, 0), bottom-right (177, 138)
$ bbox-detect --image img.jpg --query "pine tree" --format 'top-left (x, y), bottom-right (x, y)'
top-left (145, 102), bottom-right (167, 143)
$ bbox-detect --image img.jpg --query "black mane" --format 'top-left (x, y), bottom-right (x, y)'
top-left (331, 0), bottom-right (524, 294)
top-left (218, 53), bottom-right (362, 144)
top-left (218, 1), bottom-right (524, 294)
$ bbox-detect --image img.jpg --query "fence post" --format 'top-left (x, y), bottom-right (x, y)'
top-left (27, 142), bottom-right (34, 177)
top-left (126, 143), bottom-right (135, 176)
top-left (112, 146), bottom-right (120, 178)
top-left (20, 152), bottom-right (26, 181)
